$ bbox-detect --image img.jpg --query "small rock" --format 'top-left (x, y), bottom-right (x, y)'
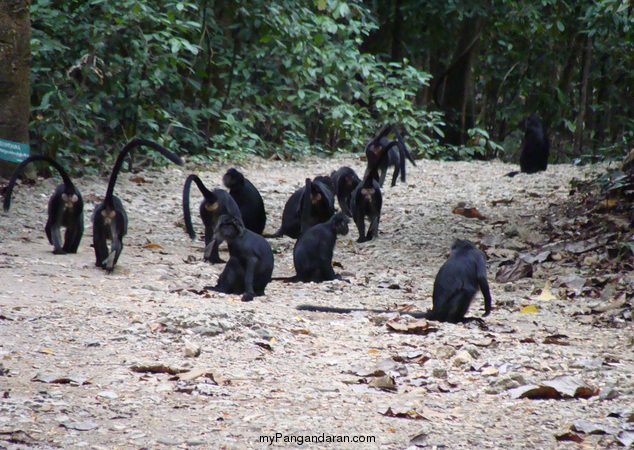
top-left (436, 346), bottom-right (456, 360)
top-left (184, 339), bottom-right (201, 357)
top-left (97, 390), bottom-right (118, 400)
top-left (453, 351), bottom-right (472, 366)
top-left (482, 367), bottom-right (499, 377)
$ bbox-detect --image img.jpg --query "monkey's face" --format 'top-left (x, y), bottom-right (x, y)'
top-left (215, 215), bottom-right (244, 242)
top-left (310, 192), bottom-right (322, 204)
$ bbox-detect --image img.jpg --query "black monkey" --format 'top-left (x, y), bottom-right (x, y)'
top-left (348, 139), bottom-right (401, 243)
top-left (3, 155), bottom-right (84, 254)
top-left (265, 177), bottom-right (335, 239)
top-left (297, 239), bottom-right (492, 324)
top-left (222, 168), bottom-right (266, 235)
top-left (299, 177), bottom-right (336, 236)
top-left (330, 166), bottom-right (361, 217)
top-left (274, 212), bottom-right (349, 283)
top-left (365, 125), bottom-right (415, 187)
top-left (183, 174), bottom-right (242, 263)
top-left (205, 214), bottom-right (274, 302)
top-left (506, 113), bottom-right (550, 177)
top-left (93, 139), bottom-right (183, 272)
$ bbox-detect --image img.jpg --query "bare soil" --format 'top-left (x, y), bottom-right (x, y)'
top-left (1, 156), bottom-right (632, 450)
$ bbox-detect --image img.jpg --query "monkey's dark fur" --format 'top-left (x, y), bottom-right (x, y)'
top-left (365, 125), bottom-right (415, 187)
top-left (265, 177), bottom-right (335, 239)
top-left (93, 139), bottom-right (183, 272)
top-left (275, 212), bottom-right (349, 283)
top-left (330, 167), bottom-right (361, 217)
top-left (506, 114), bottom-right (550, 177)
top-left (205, 214), bottom-right (274, 302)
top-left (3, 155), bottom-right (84, 254)
top-left (223, 168), bottom-right (266, 235)
top-left (183, 174), bottom-right (241, 263)
top-left (297, 239), bottom-right (492, 323)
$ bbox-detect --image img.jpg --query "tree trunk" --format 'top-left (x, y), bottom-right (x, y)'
top-left (0, 0), bottom-right (31, 177)
top-left (573, 35), bottom-right (592, 155)
top-left (434, 16), bottom-right (482, 146)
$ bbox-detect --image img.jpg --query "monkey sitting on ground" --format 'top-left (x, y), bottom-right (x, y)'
top-left (297, 239), bottom-right (492, 323)
top-left (365, 125), bottom-right (416, 187)
top-left (205, 214), bottom-right (274, 302)
top-left (183, 174), bottom-right (242, 263)
top-left (274, 212), bottom-right (349, 283)
top-left (3, 155), bottom-right (84, 254)
top-left (506, 113), bottom-right (550, 177)
top-left (93, 139), bottom-right (183, 272)
top-left (330, 167), bottom-right (361, 217)
top-left (265, 176), bottom-right (335, 239)
top-left (223, 168), bottom-right (266, 235)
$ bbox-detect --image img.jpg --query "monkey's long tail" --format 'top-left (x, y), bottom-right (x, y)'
top-left (105, 139), bottom-right (183, 208)
top-left (3, 155), bottom-right (75, 212)
top-left (296, 304), bottom-right (430, 318)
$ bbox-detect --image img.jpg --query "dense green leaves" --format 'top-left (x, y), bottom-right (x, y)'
top-left (30, 0), bottom-right (441, 169)
top-left (30, 0), bottom-right (632, 169)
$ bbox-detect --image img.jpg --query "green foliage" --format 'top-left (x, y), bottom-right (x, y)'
top-left (30, 0), bottom-right (441, 169)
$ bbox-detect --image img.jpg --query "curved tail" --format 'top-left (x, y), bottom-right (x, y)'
top-left (3, 155), bottom-right (75, 212)
top-left (182, 174), bottom-right (216, 240)
top-left (106, 139), bottom-right (183, 208)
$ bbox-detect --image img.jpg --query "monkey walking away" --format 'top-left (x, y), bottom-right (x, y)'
top-left (506, 113), bottom-right (550, 177)
top-left (205, 214), bottom-right (274, 302)
top-left (297, 239), bottom-right (492, 323)
top-left (93, 139), bottom-right (183, 272)
top-left (364, 125), bottom-right (416, 187)
top-left (182, 174), bottom-right (242, 263)
top-left (3, 155), bottom-right (84, 254)
top-left (274, 211), bottom-right (349, 283)
top-left (223, 168), bottom-right (266, 235)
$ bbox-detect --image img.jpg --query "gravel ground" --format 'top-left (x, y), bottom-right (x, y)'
top-left (1, 155), bottom-right (632, 450)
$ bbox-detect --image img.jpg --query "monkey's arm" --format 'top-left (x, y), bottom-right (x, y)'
top-left (477, 268), bottom-right (492, 316)
top-left (241, 256), bottom-right (258, 302)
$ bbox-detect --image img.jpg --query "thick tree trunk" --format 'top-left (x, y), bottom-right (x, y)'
top-left (573, 35), bottom-right (592, 155)
top-left (434, 17), bottom-right (482, 146)
top-left (0, 0), bottom-right (31, 177)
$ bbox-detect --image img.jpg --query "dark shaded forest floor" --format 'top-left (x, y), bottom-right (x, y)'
top-left (1, 156), bottom-right (633, 449)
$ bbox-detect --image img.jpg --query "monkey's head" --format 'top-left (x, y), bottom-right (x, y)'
top-left (223, 168), bottom-right (244, 190)
top-left (214, 214), bottom-right (245, 243)
top-left (451, 239), bottom-right (476, 252)
top-left (331, 211), bottom-right (350, 236)
top-left (525, 113), bottom-right (542, 129)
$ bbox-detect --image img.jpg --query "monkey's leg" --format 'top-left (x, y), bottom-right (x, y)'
top-left (103, 225), bottom-right (123, 272)
top-left (203, 239), bottom-right (225, 264)
top-left (63, 215), bottom-right (84, 253)
top-left (367, 211), bottom-right (380, 241)
top-left (354, 213), bottom-right (367, 243)
top-left (46, 218), bottom-right (66, 254)
top-left (93, 230), bottom-right (109, 268)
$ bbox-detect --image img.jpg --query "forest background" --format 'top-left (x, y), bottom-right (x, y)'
top-left (13, 0), bottom-right (632, 172)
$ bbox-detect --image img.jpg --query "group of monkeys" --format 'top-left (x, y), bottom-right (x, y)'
top-left (3, 115), bottom-right (550, 323)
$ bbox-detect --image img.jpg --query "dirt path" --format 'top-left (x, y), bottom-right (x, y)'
top-left (1, 157), bottom-right (632, 449)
